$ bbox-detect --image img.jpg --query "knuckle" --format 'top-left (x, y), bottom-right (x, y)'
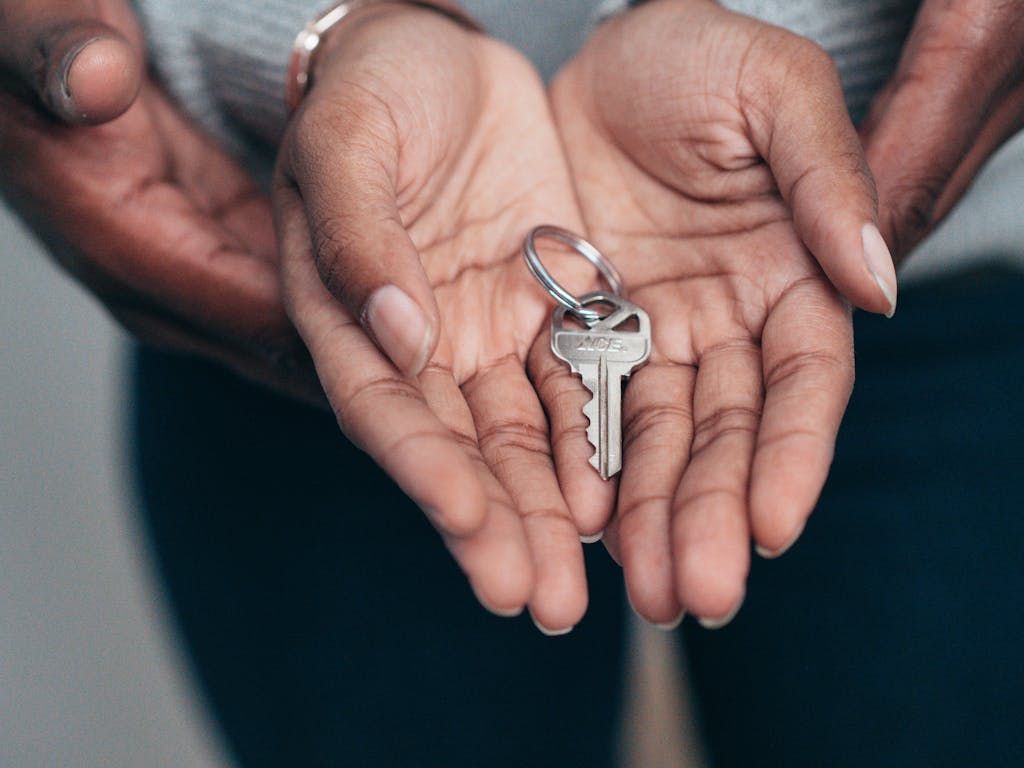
top-left (386, 428), bottom-right (436, 456)
top-left (477, 418), bottom-right (551, 458)
top-left (764, 348), bottom-right (852, 392)
top-left (790, 36), bottom-right (838, 79)
top-left (550, 421), bottom-right (588, 454)
top-left (692, 404), bottom-right (761, 451)
top-left (617, 492), bottom-right (673, 524)
top-left (751, 28), bottom-right (838, 89)
top-left (676, 486), bottom-right (747, 518)
top-left (883, 173), bottom-right (948, 253)
top-left (336, 374), bottom-right (424, 433)
top-left (622, 402), bottom-right (693, 452)
top-left (519, 506), bottom-right (571, 526)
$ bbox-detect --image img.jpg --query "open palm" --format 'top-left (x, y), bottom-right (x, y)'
top-left (0, 0), bottom-right (316, 402)
top-left (275, 6), bottom-right (597, 631)
top-left (549, 0), bottom-right (889, 626)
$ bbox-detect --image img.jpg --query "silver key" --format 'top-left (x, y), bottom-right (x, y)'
top-left (551, 291), bottom-right (652, 480)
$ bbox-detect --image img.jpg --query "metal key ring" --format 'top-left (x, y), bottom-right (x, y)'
top-left (523, 225), bottom-right (626, 325)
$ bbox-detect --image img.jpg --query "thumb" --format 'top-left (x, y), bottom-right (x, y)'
top-left (0, 2), bottom-right (142, 124)
top-left (743, 35), bottom-right (898, 317)
top-left (279, 108), bottom-right (440, 378)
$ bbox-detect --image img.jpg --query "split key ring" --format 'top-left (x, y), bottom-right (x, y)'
top-left (522, 225), bottom-right (626, 325)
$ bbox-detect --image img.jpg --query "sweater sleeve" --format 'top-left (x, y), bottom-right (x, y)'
top-left (134, 0), bottom-right (912, 150)
top-left (134, 0), bottom-right (618, 150)
top-left (136, 0), bottom-right (327, 147)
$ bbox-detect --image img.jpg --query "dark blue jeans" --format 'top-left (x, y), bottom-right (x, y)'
top-left (133, 265), bottom-right (1024, 768)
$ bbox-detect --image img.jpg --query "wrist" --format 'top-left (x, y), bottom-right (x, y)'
top-left (287, 0), bottom-right (481, 112)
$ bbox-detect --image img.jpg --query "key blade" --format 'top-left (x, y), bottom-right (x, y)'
top-left (579, 372), bottom-right (605, 479)
top-left (550, 296), bottom-right (650, 482)
top-left (580, 358), bottom-right (623, 481)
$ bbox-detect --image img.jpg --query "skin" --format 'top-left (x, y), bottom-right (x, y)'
top-left (550, 0), bottom-right (879, 625)
top-left (3, 0), bottom-right (1018, 630)
top-left (274, 6), bottom-right (595, 631)
top-left (281, 0), bottom-right (890, 630)
top-left (860, 0), bottom-right (1024, 260)
top-left (0, 0), bottom-right (319, 404)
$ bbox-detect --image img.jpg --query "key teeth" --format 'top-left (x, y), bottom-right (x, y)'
top-left (582, 396), bottom-right (605, 477)
top-left (582, 396), bottom-right (598, 442)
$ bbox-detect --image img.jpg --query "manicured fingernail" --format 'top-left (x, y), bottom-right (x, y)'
top-left (698, 594), bottom-right (744, 630)
top-left (580, 530), bottom-right (604, 544)
top-left (363, 285), bottom-right (434, 377)
top-left (532, 615), bottom-right (574, 637)
top-left (862, 223), bottom-right (898, 318)
top-left (755, 521), bottom-right (806, 560)
top-left (655, 610), bottom-right (686, 632)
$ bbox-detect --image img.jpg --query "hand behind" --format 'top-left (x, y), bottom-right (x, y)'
top-left (0, 0), bottom-right (319, 402)
top-left (551, 0), bottom-right (889, 626)
top-left (274, 5), bottom-right (597, 630)
top-left (861, 0), bottom-right (1024, 260)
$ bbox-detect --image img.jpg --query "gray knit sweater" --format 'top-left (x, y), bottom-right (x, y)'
top-left (135, 0), bottom-right (918, 144)
top-left (135, 0), bottom-right (1024, 278)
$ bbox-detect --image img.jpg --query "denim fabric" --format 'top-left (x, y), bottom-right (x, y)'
top-left (131, 346), bottom-right (628, 768)
top-left (684, 265), bottom-right (1024, 768)
top-left (133, 265), bottom-right (1024, 767)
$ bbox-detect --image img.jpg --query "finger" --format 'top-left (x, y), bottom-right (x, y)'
top-left (612, 362), bottom-right (695, 628)
top-left (276, 182), bottom-right (488, 538)
top-left (418, 363), bottom-right (534, 616)
top-left (144, 86), bottom-right (277, 263)
top-left (282, 94), bottom-right (440, 377)
top-left (463, 357), bottom-right (587, 634)
top-left (672, 339), bottom-right (762, 628)
top-left (601, 527), bottom-right (623, 567)
top-left (0, 3), bottom-right (141, 123)
top-left (749, 281), bottom-right (853, 558)
top-left (743, 31), bottom-right (897, 317)
top-left (931, 83), bottom-right (1024, 228)
top-left (110, 304), bottom-right (326, 407)
top-left (528, 333), bottom-right (618, 538)
top-left (1, 84), bottom-right (290, 364)
top-left (859, 1), bottom-right (1023, 259)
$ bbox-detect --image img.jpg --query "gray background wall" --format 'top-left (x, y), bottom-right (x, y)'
top-left (0, 210), bottom-right (231, 768)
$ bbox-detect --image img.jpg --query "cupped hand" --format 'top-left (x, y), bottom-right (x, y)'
top-left (551, 0), bottom-right (890, 627)
top-left (274, 5), bottom-right (597, 630)
top-left (0, 0), bottom-right (318, 402)
top-left (861, 0), bottom-right (1024, 260)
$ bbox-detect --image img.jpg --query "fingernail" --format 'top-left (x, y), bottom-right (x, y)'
top-left (470, 583), bottom-right (524, 619)
top-left (862, 223), bottom-right (898, 318)
top-left (363, 285), bottom-right (434, 377)
top-left (532, 615), bottom-right (574, 637)
top-left (476, 596), bottom-right (523, 619)
top-left (755, 521), bottom-right (806, 560)
top-left (580, 530), bottom-right (604, 544)
top-left (698, 594), bottom-right (745, 630)
top-left (48, 37), bottom-right (102, 115)
top-left (655, 610), bottom-right (686, 632)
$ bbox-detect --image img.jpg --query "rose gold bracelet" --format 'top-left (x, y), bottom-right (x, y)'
top-left (286, 0), bottom-right (482, 113)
